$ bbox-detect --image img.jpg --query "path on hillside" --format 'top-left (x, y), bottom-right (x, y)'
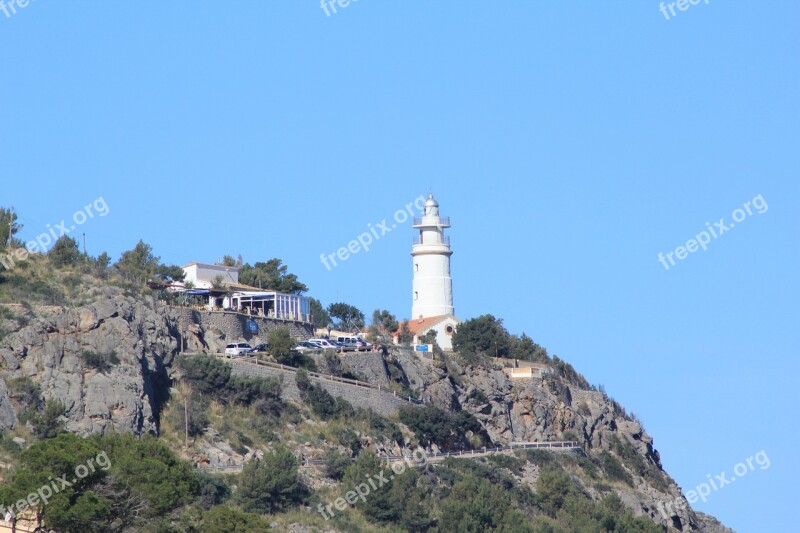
top-left (197, 441), bottom-right (584, 473)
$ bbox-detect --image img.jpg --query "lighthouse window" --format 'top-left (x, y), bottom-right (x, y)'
top-left (414, 291), bottom-right (418, 301)
top-left (445, 325), bottom-right (454, 335)
top-left (414, 264), bottom-right (419, 272)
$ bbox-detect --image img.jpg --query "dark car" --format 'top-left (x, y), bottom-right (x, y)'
top-left (250, 343), bottom-right (269, 353)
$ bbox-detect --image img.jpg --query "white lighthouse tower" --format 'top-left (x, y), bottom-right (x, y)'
top-left (411, 194), bottom-right (454, 319)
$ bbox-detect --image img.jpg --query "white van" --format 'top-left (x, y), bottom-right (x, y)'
top-left (336, 336), bottom-right (368, 351)
top-left (225, 343), bottom-right (252, 357)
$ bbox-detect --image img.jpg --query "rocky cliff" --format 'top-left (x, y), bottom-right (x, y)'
top-left (0, 294), bottom-right (732, 532)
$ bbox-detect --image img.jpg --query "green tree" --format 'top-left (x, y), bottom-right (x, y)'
top-left (156, 263), bottom-right (186, 283)
top-left (327, 302), bottom-right (365, 330)
top-left (418, 328), bottom-right (438, 345)
top-left (0, 206), bottom-right (23, 248)
top-left (342, 451), bottom-right (396, 521)
top-left (217, 255), bottom-right (238, 268)
top-left (91, 251), bottom-right (111, 278)
top-left (535, 465), bottom-right (573, 516)
top-left (48, 235), bottom-right (83, 267)
top-left (309, 297), bottom-right (331, 327)
top-left (267, 326), bottom-right (295, 363)
top-left (238, 259), bottom-right (308, 294)
top-left (397, 321), bottom-right (413, 345)
top-left (115, 240), bottom-right (160, 283)
top-left (510, 333), bottom-right (549, 362)
top-left (0, 433), bottom-right (112, 531)
top-left (178, 355), bottom-right (232, 396)
top-left (439, 475), bottom-right (532, 532)
top-left (235, 445), bottom-right (304, 514)
top-left (398, 405), bottom-right (489, 450)
top-left (101, 433), bottom-right (197, 517)
top-left (371, 309), bottom-right (398, 335)
top-left (451, 314), bottom-right (512, 359)
top-left (323, 448), bottom-right (352, 480)
top-left (114, 240), bottom-right (183, 285)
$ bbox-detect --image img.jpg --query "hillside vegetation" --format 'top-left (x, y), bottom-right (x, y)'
top-left (0, 216), bottom-right (731, 532)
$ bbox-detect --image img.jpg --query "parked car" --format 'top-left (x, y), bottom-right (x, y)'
top-left (355, 338), bottom-right (372, 351)
top-left (250, 343), bottom-right (269, 353)
top-left (294, 341), bottom-right (320, 352)
top-left (309, 338), bottom-right (343, 351)
top-left (224, 343), bottom-right (252, 357)
top-left (336, 336), bottom-right (370, 351)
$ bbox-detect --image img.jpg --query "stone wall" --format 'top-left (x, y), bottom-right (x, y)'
top-left (226, 359), bottom-right (414, 417)
top-left (309, 350), bottom-right (391, 385)
top-left (170, 307), bottom-right (314, 348)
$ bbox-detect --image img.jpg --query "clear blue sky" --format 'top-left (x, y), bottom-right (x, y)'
top-left (1, 2), bottom-right (797, 531)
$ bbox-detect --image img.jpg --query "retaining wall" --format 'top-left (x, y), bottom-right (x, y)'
top-left (170, 307), bottom-right (314, 345)
top-left (226, 359), bottom-right (413, 417)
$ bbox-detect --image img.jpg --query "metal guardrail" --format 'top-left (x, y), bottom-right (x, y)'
top-left (412, 216), bottom-right (451, 227)
top-left (209, 353), bottom-right (425, 405)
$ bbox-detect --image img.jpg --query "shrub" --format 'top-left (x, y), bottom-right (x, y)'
top-left (28, 399), bottom-right (66, 439)
top-left (597, 450), bottom-right (633, 486)
top-left (323, 448), bottom-right (352, 480)
top-left (201, 505), bottom-right (270, 532)
top-left (451, 314), bottom-right (512, 359)
top-left (81, 350), bottom-right (120, 373)
top-left (295, 369), bottom-right (354, 420)
top-left (169, 394), bottom-right (209, 437)
top-left (6, 376), bottom-right (42, 414)
top-left (177, 355), bottom-right (231, 397)
top-left (195, 472), bottom-right (231, 509)
top-left (235, 445), bottom-right (305, 514)
top-left (267, 327), bottom-right (294, 362)
top-left (399, 405), bottom-right (490, 450)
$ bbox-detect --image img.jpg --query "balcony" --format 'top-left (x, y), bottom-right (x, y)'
top-left (413, 235), bottom-right (451, 246)
top-left (412, 216), bottom-right (451, 227)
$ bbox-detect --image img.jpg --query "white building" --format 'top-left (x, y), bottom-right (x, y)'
top-left (179, 261), bottom-right (310, 322)
top-left (405, 194), bottom-right (460, 351)
top-left (182, 262), bottom-right (239, 289)
top-left (394, 314), bottom-right (461, 352)
top-left (412, 194), bottom-right (454, 318)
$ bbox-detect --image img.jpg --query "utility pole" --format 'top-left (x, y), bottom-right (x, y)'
top-left (7, 206), bottom-right (13, 247)
top-left (82, 233), bottom-right (86, 255)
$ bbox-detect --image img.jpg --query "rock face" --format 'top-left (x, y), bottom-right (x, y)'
top-left (385, 350), bottom-right (732, 533)
top-left (0, 290), bottom-right (178, 435)
top-left (0, 288), bottom-right (311, 436)
top-left (0, 296), bottom-right (731, 532)
top-left (0, 378), bottom-right (17, 431)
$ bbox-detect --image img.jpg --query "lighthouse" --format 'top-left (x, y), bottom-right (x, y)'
top-left (411, 194), bottom-right (454, 319)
